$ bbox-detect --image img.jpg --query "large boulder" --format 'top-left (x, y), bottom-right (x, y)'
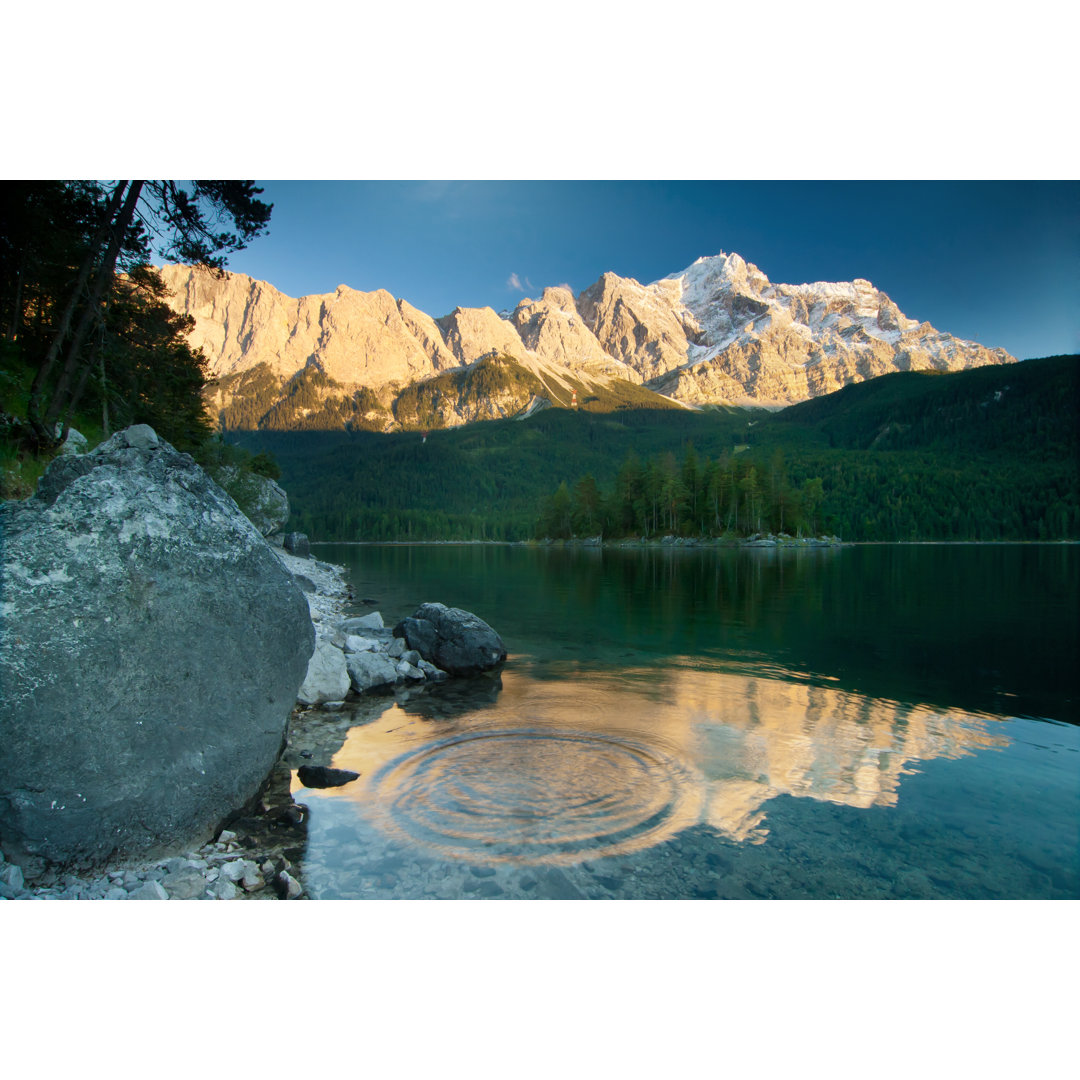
top-left (0, 424), bottom-right (315, 867)
top-left (393, 602), bottom-right (507, 676)
top-left (209, 465), bottom-right (290, 536)
top-left (283, 531), bottom-right (310, 557)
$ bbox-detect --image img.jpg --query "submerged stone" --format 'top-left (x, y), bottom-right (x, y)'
top-left (296, 765), bottom-right (360, 789)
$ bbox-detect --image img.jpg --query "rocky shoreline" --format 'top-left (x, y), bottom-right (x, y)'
top-left (3, 536), bottom-right (510, 901)
top-left (328, 533), bottom-right (845, 548)
top-left (1, 546), bottom-right (352, 901)
top-left (541, 533), bottom-right (844, 549)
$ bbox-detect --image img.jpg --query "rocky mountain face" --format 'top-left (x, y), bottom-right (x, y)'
top-left (157, 254), bottom-right (1016, 432)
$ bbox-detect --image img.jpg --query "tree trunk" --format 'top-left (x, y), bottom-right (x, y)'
top-left (27, 181), bottom-right (130, 441)
top-left (43, 182), bottom-right (144, 437)
top-left (100, 350), bottom-right (110, 438)
top-left (6, 262), bottom-right (24, 341)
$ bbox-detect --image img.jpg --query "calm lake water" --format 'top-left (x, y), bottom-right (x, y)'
top-left (290, 543), bottom-right (1079, 900)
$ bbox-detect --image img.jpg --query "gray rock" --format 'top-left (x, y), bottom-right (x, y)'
top-left (343, 634), bottom-right (381, 653)
top-left (0, 425), bottom-right (315, 867)
top-left (341, 613), bottom-right (384, 632)
top-left (220, 859), bottom-right (256, 883)
top-left (396, 659), bottom-right (426, 681)
top-left (0, 864), bottom-right (24, 892)
top-left (120, 424), bottom-right (159, 451)
top-left (297, 639), bottom-right (351, 706)
top-left (393, 603), bottom-right (507, 675)
top-left (56, 426), bottom-right (89, 456)
top-left (296, 765), bottom-right (360, 789)
top-left (161, 867), bottom-right (208, 900)
top-left (208, 465), bottom-right (290, 537)
top-left (105, 886), bottom-right (128, 900)
top-left (212, 878), bottom-right (238, 900)
top-left (241, 866), bottom-right (264, 892)
top-left (129, 880), bottom-right (168, 900)
top-left (274, 870), bottom-right (303, 899)
top-left (345, 651), bottom-right (399, 693)
top-left (533, 867), bottom-right (585, 900)
top-left (418, 660), bottom-right (449, 682)
top-left (283, 532), bottom-right (310, 558)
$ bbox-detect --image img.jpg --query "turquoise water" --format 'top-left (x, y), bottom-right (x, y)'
top-left (290, 543), bottom-right (1079, 899)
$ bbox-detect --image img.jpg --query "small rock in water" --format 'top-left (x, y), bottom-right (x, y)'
top-left (297, 765), bottom-right (360, 789)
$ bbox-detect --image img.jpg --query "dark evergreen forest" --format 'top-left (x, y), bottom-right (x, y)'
top-left (232, 355), bottom-right (1080, 543)
top-left (1, 180), bottom-right (276, 498)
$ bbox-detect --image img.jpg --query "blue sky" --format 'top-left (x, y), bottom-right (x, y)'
top-left (218, 181), bottom-right (1078, 362)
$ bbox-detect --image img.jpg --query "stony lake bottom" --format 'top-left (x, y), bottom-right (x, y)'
top-left (283, 543), bottom-right (1079, 900)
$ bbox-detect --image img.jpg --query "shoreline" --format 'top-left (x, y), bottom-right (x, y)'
top-left (310, 537), bottom-right (1079, 548)
top-left (2, 546), bottom-right (354, 902)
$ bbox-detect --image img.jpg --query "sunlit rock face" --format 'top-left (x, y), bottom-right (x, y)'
top-left (158, 253), bottom-right (1016, 427)
top-left (435, 305), bottom-right (527, 365)
top-left (157, 265), bottom-right (440, 387)
top-left (511, 286), bottom-right (641, 382)
top-left (0, 425), bottom-right (315, 866)
top-left (575, 271), bottom-right (697, 382)
top-left (651, 254), bottom-right (1017, 407)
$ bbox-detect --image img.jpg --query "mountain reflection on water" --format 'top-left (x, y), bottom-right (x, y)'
top-left (293, 664), bottom-right (1007, 866)
top-left (289, 543), bottom-right (1078, 899)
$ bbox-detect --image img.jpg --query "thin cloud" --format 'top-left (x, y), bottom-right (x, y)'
top-left (507, 272), bottom-right (524, 291)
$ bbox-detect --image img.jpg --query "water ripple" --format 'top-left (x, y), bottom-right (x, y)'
top-left (369, 728), bottom-right (697, 864)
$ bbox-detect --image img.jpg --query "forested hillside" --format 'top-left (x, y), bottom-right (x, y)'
top-left (1, 181), bottom-right (275, 499)
top-left (232, 355), bottom-right (1079, 543)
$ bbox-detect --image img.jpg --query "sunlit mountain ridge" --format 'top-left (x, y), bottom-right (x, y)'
top-left (157, 254), bottom-right (1016, 433)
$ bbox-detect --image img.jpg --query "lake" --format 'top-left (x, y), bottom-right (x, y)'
top-left (288, 542), bottom-right (1079, 900)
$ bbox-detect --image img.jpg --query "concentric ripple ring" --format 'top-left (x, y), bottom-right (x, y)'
top-left (369, 728), bottom-right (696, 864)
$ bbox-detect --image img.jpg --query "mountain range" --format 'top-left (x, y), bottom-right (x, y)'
top-left (156, 253), bottom-right (1017, 432)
